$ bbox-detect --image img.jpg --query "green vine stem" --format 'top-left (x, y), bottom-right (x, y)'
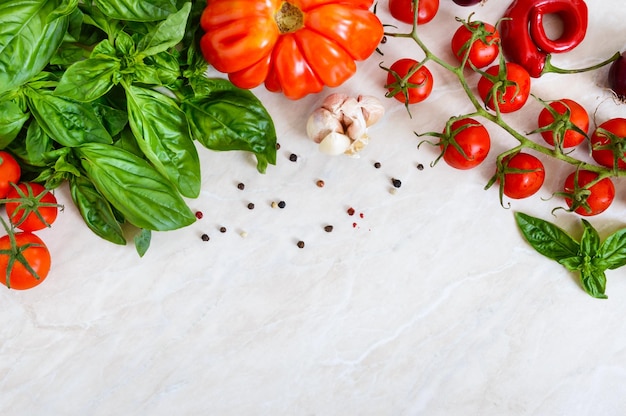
top-left (384, 0), bottom-right (626, 192)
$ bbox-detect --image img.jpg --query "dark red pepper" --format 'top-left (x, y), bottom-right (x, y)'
top-left (500, 0), bottom-right (588, 77)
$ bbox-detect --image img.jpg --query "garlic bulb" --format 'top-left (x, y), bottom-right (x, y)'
top-left (306, 93), bottom-right (385, 156)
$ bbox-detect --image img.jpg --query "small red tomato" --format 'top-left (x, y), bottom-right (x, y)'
top-left (5, 183), bottom-right (59, 232)
top-left (450, 21), bottom-right (500, 68)
top-left (477, 62), bottom-right (531, 113)
top-left (0, 151), bottom-right (21, 199)
top-left (389, 0), bottom-right (439, 25)
top-left (501, 153), bottom-right (545, 199)
top-left (0, 232), bottom-right (51, 290)
top-left (386, 58), bottom-right (434, 104)
top-left (441, 118), bottom-right (490, 169)
top-left (563, 170), bottom-right (615, 216)
top-left (537, 99), bottom-right (589, 148)
top-left (590, 118), bottom-right (626, 170)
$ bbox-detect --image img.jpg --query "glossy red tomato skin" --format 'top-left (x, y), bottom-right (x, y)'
top-left (0, 232), bottom-right (51, 290)
top-left (563, 170), bottom-right (615, 216)
top-left (5, 183), bottom-right (58, 232)
top-left (386, 58), bottom-right (434, 104)
top-left (450, 21), bottom-right (499, 68)
top-left (441, 118), bottom-right (491, 169)
top-left (477, 63), bottom-right (531, 113)
top-left (502, 153), bottom-right (545, 199)
top-left (537, 99), bottom-right (589, 148)
top-left (0, 151), bottom-right (21, 199)
top-left (590, 118), bottom-right (626, 169)
top-left (389, 0), bottom-right (439, 25)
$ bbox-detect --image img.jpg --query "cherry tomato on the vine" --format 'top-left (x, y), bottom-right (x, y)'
top-left (0, 151), bottom-right (21, 199)
top-left (5, 182), bottom-right (59, 232)
top-left (385, 58), bottom-right (434, 104)
top-left (389, 0), bottom-right (439, 25)
top-left (537, 98), bottom-right (589, 148)
top-left (440, 118), bottom-right (490, 169)
top-left (0, 232), bottom-right (51, 290)
top-left (450, 21), bottom-right (499, 68)
top-left (501, 153), bottom-right (545, 199)
top-left (563, 170), bottom-right (615, 216)
top-left (590, 118), bottom-right (626, 169)
top-left (477, 62), bottom-right (531, 113)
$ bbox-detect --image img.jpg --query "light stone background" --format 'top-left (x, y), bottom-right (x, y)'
top-left (2, 1), bottom-right (626, 415)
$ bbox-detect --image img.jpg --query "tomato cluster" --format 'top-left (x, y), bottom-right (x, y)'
top-left (0, 151), bottom-right (60, 290)
top-left (383, 2), bottom-right (625, 217)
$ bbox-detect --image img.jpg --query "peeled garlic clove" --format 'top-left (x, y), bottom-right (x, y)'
top-left (306, 108), bottom-right (343, 143)
top-left (339, 97), bottom-right (368, 142)
top-left (357, 95), bottom-right (385, 127)
top-left (319, 132), bottom-right (352, 155)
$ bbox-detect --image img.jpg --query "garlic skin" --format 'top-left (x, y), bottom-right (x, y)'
top-left (306, 93), bottom-right (385, 156)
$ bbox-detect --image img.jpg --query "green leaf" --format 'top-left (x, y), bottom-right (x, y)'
top-left (7, 120), bottom-right (53, 167)
top-left (125, 84), bottom-right (200, 198)
top-left (70, 175), bottom-right (127, 245)
top-left (93, 0), bottom-right (178, 22)
top-left (580, 219), bottom-right (601, 257)
top-left (182, 81), bottom-right (277, 173)
top-left (599, 228), bottom-right (626, 270)
top-left (0, 0), bottom-right (77, 94)
top-left (134, 228), bottom-right (151, 257)
top-left (144, 52), bottom-right (181, 86)
top-left (580, 267), bottom-right (608, 299)
top-left (54, 57), bottom-right (121, 102)
top-left (515, 212), bottom-right (580, 261)
top-left (136, 2), bottom-right (191, 57)
top-left (130, 62), bottom-right (163, 86)
top-left (92, 101), bottom-right (128, 137)
top-left (0, 100), bottom-right (30, 148)
top-left (558, 256), bottom-right (583, 272)
top-left (75, 142), bottom-right (195, 231)
top-left (26, 89), bottom-right (113, 147)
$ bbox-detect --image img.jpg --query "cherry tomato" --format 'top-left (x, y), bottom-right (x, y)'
top-left (501, 153), bottom-right (545, 199)
top-left (563, 170), bottom-right (615, 216)
top-left (450, 21), bottom-right (499, 68)
top-left (0, 232), bottom-right (51, 290)
top-left (537, 99), bottom-right (589, 148)
top-left (389, 0), bottom-right (439, 25)
top-left (590, 118), bottom-right (626, 169)
top-left (477, 62), bottom-right (531, 113)
top-left (441, 118), bottom-right (490, 169)
top-left (386, 58), bottom-right (434, 104)
top-left (0, 151), bottom-right (21, 199)
top-left (5, 183), bottom-right (59, 232)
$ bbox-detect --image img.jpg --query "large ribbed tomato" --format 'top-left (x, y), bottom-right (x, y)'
top-left (200, 0), bottom-right (384, 99)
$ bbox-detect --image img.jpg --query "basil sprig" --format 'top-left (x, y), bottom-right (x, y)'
top-left (515, 212), bottom-right (626, 299)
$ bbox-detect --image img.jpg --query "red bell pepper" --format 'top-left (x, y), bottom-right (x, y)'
top-left (500, 0), bottom-right (588, 77)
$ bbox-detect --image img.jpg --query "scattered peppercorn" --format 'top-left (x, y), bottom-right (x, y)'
top-left (316, 179), bottom-right (325, 188)
top-left (195, 211), bottom-right (203, 219)
top-left (237, 182), bottom-right (245, 190)
top-left (247, 202), bottom-right (255, 210)
top-left (289, 153), bottom-right (298, 162)
top-left (417, 163), bottom-right (424, 171)
top-left (381, 36), bottom-right (387, 44)
top-left (219, 226), bottom-right (227, 233)
top-left (324, 225), bottom-right (334, 232)
top-left (278, 200), bottom-right (286, 209)
top-left (347, 207), bottom-right (355, 216)
top-left (271, 201), bottom-right (278, 208)
top-left (276, 143), bottom-right (281, 150)
top-left (297, 240), bottom-right (305, 248)
top-left (392, 178), bottom-right (402, 188)
top-left (374, 162), bottom-right (381, 169)
top-left (201, 234), bottom-right (210, 241)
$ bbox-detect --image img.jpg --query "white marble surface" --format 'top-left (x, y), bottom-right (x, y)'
top-left (2, 1), bottom-right (626, 415)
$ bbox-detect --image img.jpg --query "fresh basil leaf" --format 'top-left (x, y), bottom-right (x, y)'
top-left (599, 228), bottom-right (626, 270)
top-left (125, 84), bottom-right (200, 198)
top-left (136, 2), bottom-right (191, 57)
top-left (0, 0), bottom-right (77, 94)
top-left (130, 62), bottom-right (163, 86)
top-left (114, 31), bottom-right (136, 57)
top-left (55, 57), bottom-right (121, 102)
top-left (50, 44), bottom-right (90, 66)
top-left (93, 0), bottom-right (178, 22)
top-left (515, 212), bottom-right (580, 261)
top-left (75, 143), bottom-right (195, 231)
top-left (144, 52), bottom-right (181, 86)
top-left (580, 267), bottom-right (608, 299)
top-left (8, 120), bottom-right (53, 167)
top-left (92, 101), bottom-right (128, 137)
top-left (134, 228), bottom-right (151, 257)
top-left (26, 89), bottom-right (113, 147)
top-left (558, 256), bottom-right (583, 272)
top-left (70, 175), bottom-right (127, 245)
top-left (0, 100), bottom-right (30, 148)
top-left (182, 83), bottom-right (277, 173)
top-left (80, 3), bottom-right (121, 39)
top-left (580, 219), bottom-right (601, 257)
